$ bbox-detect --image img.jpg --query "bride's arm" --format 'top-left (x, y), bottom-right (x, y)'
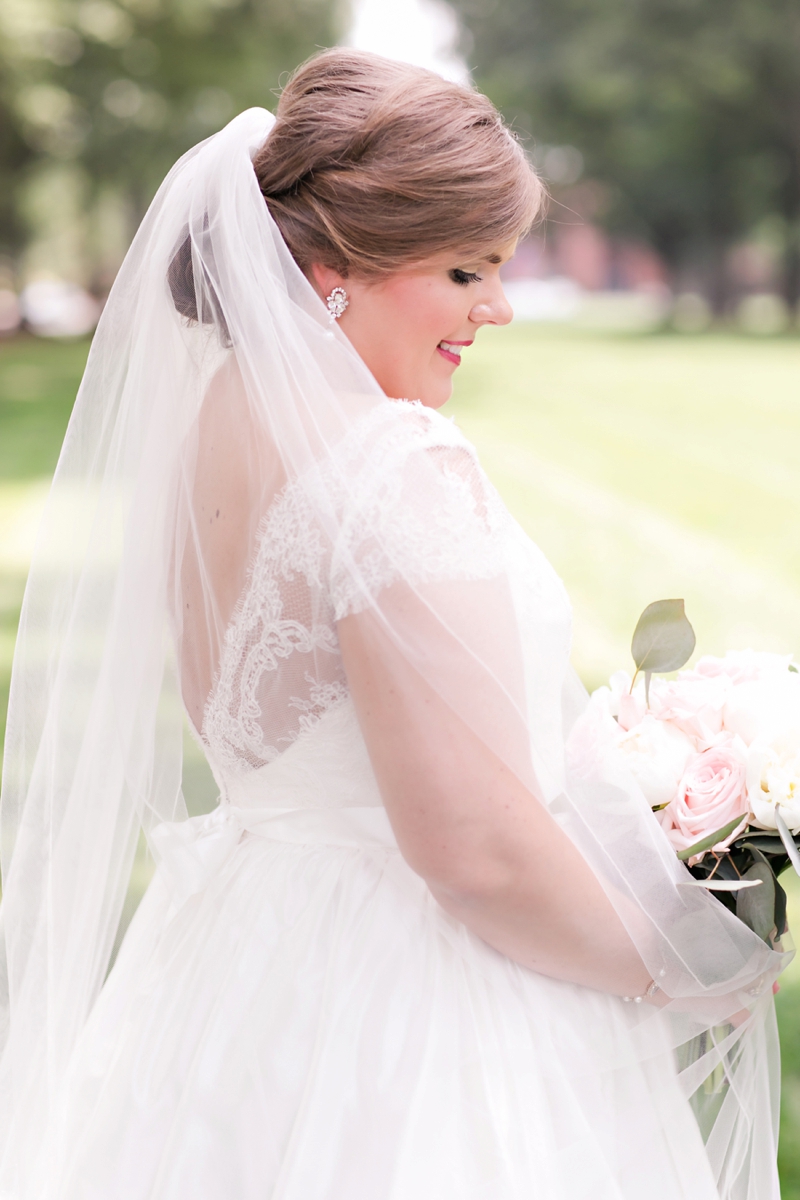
top-left (338, 608), bottom-right (653, 999)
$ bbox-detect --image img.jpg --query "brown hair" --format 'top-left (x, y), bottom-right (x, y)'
top-left (253, 48), bottom-right (544, 278)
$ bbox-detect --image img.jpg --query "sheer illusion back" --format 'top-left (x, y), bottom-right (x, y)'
top-left (186, 370), bottom-right (514, 786)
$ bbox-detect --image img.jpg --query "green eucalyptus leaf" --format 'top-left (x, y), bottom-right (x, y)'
top-left (681, 878), bottom-right (762, 891)
top-left (676, 815), bottom-right (745, 861)
top-left (774, 807), bottom-right (800, 877)
top-left (631, 599), bottom-right (696, 679)
top-left (736, 862), bottom-right (777, 944)
top-left (703, 858), bottom-right (740, 881)
top-left (739, 837), bottom-right (784, 855)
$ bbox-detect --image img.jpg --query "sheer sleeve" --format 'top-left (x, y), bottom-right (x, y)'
top-left (327, 401), bottom-right (508, 619)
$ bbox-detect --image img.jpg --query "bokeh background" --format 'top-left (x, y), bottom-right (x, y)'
top-left (2, 0), bottom-right (800, 1188)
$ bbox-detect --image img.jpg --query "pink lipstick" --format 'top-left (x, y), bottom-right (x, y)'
top-left (436, 339), bottom-right (473, 366)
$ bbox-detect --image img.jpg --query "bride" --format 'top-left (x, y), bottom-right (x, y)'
top-left (0, 48), bottom-right (786, 1199)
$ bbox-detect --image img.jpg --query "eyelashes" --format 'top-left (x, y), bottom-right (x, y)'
top-left (449, 268), bottom-right (482, 286)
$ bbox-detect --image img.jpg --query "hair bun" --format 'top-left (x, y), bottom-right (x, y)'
top-left (167, 231), bottom-right (232, 345)
top-left (253, 48), bottom-right (543, 279)
top-left (168, 235), bottom-right (199, 323)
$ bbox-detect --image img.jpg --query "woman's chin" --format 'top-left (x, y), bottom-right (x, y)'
top-left (418, 377), bottom-right (454, 409)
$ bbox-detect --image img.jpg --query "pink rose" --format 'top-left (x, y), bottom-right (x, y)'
top-left (660, 737), bottom-right (749, 859)
top-left (599, 671), bottom-right (648, 731)
top-left (683, 650), bottom-right (793, 686)
top-left (651, 676), bottom-right (729, 744)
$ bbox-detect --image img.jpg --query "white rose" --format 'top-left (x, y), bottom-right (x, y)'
top-left (724, 675), bottom-right (800, 746)
top-left (747, 727), bottom-right (800, 833)
top-left (588, 683), bottom-right (616, 723)
top-left (616, 715), bottom-right (696, 807)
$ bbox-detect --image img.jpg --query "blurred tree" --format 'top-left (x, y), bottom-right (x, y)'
top-left (453, 0), bottom-right (800, 310)
top-left (0, 95), bottom-right (36, 266)
top-left (0, 0), bottom-right (343, 287)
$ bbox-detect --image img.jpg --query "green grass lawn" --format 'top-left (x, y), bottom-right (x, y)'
top-left (0, 336), bottom-right (91, 773)
top-left (2, 326), bottom-right (800, 1187)
top-left (451, 325), bottom-right (800, 692)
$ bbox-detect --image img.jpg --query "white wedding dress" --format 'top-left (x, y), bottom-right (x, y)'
top-left (44, 401), bottom-right (721, 1200)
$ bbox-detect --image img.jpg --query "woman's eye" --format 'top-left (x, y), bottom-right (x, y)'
top-left (449, 268), bottom-right (482, 286)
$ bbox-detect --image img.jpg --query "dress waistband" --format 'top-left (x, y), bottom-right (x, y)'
top-left (150, 804), bottom-right (398, 906)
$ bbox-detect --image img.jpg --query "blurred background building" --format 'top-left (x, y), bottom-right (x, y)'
top-left (2, 0), bottom-right (799, 337)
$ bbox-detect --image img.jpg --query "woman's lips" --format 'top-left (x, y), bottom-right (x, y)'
top-left (436, 339), bottom-right (473, 366)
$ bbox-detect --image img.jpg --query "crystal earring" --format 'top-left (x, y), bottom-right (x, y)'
top-left (325, 286), bottom-right (349, 322)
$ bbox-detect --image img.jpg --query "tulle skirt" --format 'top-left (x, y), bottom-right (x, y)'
top-left (43, 821), bottom-right (721, 1200)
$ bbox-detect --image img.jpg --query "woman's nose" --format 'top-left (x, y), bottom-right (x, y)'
top-left (470, 282), bottom-right (513, 327)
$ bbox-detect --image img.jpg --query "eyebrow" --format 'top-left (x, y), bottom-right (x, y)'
top-left (487, 254), bottom-right (503, 264)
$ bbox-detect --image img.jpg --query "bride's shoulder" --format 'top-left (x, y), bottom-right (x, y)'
top-left (336, 398), bottom-right (480, 481)
top-left (323, 400), bottom-right (509, 615)
top-left (378, 398), bottom-right (473, 448)
top-left (330, 399), bottom-right (488, 509)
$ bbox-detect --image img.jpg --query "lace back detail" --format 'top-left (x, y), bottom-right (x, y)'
top-left (202, 402), bottom-right (509, 777)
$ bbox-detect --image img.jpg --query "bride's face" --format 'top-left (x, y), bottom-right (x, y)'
top-left (311, 243), bottom-right (516, 408)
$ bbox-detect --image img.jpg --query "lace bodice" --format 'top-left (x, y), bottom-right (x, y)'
top-left (201, 401), bottom-right (510, 780)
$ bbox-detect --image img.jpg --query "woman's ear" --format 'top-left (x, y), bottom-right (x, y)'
top-left (309, 263), bottom-right (347, 302)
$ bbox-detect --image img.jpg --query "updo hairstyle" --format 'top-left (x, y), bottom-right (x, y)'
top-left (255, 48), bottom-right (544, 279)
top-left (168, 49), bottom-right (543, 327)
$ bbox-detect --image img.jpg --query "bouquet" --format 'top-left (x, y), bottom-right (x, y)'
top-left (592, 599), bottom-right (800, 948)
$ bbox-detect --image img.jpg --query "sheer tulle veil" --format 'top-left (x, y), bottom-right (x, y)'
top-left (0, 107), bottom-right (788, 1197)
